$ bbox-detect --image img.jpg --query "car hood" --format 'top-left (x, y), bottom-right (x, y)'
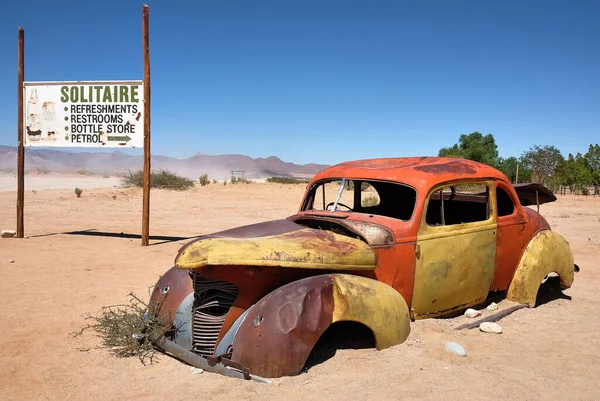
top-left (174, 219), bottom-right (376, 271)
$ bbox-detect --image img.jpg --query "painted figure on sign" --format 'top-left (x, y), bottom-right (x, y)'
top-left (42, 101), bottom-right (57, 140)
top-left (26, 89), bottom-right (42, 141)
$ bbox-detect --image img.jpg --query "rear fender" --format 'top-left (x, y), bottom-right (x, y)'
top-left (229, 273), bottom-right (410, 378)
top-left (507, 230), bottom-right (575, 307)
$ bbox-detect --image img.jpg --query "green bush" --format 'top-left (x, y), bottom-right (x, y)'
top-left (231, 176), bottom-right (252, 184)
top-left (75, 187), bottom-right (83, 198)
top-left (266, 177), bottom-right (309, 184)
top-left (361, 195), bottom-right (379, 207)
top-left (121, 169), bottom-right (195, 191)
top-left (344, 181), bottom-right (372, 191)
top-left (199, 174), bottom-right (210, 186)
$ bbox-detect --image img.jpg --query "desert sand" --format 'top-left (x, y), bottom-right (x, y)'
top-left (0, 172), bottom-right (122, 192)
top-left (0, 179), bottom-right (598, 400)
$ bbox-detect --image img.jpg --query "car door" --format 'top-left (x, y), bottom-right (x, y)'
top-left (411, 180), bottom-right (497, 319)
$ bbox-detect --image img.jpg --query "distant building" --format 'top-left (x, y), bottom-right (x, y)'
top-left (230, 170), bottom-right (246, 180)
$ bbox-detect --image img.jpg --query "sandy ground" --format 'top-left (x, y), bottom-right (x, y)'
top-left (0, 181), bottom-right (599, 401)
top-left (0, 172), bottom-right (122, 192)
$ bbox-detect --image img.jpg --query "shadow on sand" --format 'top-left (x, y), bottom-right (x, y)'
top-left (30, 229), bottom-right (199, 246)
top-left (303, 321), bottom-right (375, 373)
top-left (535, 275), bottom-right (572, 306)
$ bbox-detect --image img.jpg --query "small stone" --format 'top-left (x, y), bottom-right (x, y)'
top-left (486, 302), bottom-right (498, 311)
top-left (444, 341), bottom-right (467, 357)
top-left (191, 368), bottom-right (204, 375)
top-left (1, 230), bottom-right (17, 238)
top-left (9, 260), bottom-right (14, 263)
top-left (479, 322), bottom-right (503, 334)
top-left (464, 308), bottom-right (481, 318)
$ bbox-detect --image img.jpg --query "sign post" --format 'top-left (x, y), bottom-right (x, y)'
top-left (17, 28), bottom-right (24, 238)
top-left (16, 6), bottom-right (151, 245)
top-left (142, 4), bottom-right (151, 246)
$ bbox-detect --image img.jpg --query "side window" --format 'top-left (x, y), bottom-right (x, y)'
top-left (426, 183), bottom-right (490, 226)
top-left (496, 186), bottom-right (515, 217)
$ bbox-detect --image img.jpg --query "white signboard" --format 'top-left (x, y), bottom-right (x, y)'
top-left (23, 81), bottom-right (144, 148)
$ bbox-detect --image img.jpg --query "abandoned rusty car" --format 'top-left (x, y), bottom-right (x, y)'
top-left (149, 157), bottom-right (576, 380)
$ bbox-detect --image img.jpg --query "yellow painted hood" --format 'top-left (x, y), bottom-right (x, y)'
top-left (175, 228), bottom-right (376, 270)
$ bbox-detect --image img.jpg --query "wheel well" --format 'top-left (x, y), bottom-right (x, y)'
top-left (535, 272), bottom-right (572, 306)
top-left (303, 321), bottom-right (375, 372)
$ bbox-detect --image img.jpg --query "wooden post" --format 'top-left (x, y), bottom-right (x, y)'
top-left (17, 28), bottom-right (25, 238)
top-left (515, 163), bottom-right (519, 184)
top-left (141, 5), bottom-right (151, 246)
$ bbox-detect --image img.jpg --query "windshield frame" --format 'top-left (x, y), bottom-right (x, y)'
top-left (300, 177), bottom-right (418, 222)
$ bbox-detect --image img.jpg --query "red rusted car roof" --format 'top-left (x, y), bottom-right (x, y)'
top-left (312, 157), bottom-right (510, 189)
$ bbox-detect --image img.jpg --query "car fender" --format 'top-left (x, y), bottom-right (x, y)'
top-left (229, 273), bottom-right (410, 378)
top-left (507, 230), bottom-right (575, 307)
top-left (148, 266), bottom-right (193, 329)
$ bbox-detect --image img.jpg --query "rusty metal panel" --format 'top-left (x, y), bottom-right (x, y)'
top-left (231, 275), bottom-right (335, 378)
top-left (512, 183), bottom-right (557, 206)
top-left (330, 274), bottom-right (410, 349)
top-left (230, 274), bottom-right (410, 378)
top-left (411, 180), bottom-right (497, 318)
top-left (507, 230), bottom-right (575, 306)
top-left (174, 228), bottom-right (376, 271)
top-left (306, 157), bottom-right (510, 203)
top-left (492, 205), bottom-right (551, 291)
top-left (149, 266), bottom-right (193, 330)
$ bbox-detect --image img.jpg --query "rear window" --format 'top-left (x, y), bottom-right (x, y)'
top-left (303, 179), bottom-right (416, 221)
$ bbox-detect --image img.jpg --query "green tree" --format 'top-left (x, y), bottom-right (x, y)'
top-left (496, 157), bottom-right (519, 183)
top-left (438, 132), bottom-right (499, 167)
top-left (562, 153), bottom-right (594, 194)
top-left (584, 144), bottom-right (600, 186)
top-left (520, 145), bottom-right (564, 185)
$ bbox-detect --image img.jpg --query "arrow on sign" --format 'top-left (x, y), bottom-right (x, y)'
top-left (107, 135), bottom-right (132, 142)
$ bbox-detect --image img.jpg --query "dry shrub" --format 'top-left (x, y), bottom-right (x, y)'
top-left (266, 177), bottom-right (308, 184)
top-left (121, 169), bottom-right (195, 191)
top-left (199, 174), bottom-right (210, 186)
top-left (230, 176), bottom-right (252, 184)
top-left (71, 291), bottom-right (172, 365)
top-left (361, 195), bottom-right (379, 207)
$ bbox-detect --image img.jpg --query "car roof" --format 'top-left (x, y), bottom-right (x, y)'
top-left (310, 157), bottom-right (510, 190)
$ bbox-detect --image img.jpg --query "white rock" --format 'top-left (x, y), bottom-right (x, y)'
top-left (1, 230), bottom-right (16, 238)
top-left (479, 322), bottom-right (503, 334)
top-left (464, 308), bottom-right (481, 318)
top-left (191, 368), bottom-right (204, 375)
top-left (444, 341), bottom-right (467, 357)
top-left (486, 302), bottom-right (498, 311)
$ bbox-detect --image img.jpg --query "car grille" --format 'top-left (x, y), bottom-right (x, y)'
top-left (191, 273), bottom-right (238, 358)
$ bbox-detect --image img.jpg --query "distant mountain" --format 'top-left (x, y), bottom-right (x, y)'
top-left (0, 145), bottom-right (329, 180)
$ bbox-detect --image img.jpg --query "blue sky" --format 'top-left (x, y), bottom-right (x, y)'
top-left (0, 0), bottom-right (598, 165)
